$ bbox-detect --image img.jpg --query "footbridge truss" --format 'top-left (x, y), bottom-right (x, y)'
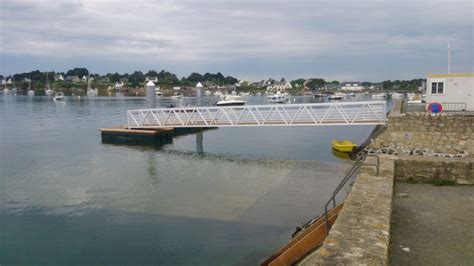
top-left (127, 101), bottom-right (387, 128)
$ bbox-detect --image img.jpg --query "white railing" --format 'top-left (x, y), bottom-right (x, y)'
top-left (127, 101), bottom-right (387, 128)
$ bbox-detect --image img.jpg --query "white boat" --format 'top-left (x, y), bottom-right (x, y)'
top-left (213, 91), bottom-right (225, 97)
top-left (86, 74), bottom-right (98, 96)
top-left (27, 77), bottom-right (34, 96)
top-left (11, 80), bottom-right (17, 95)
top-left (45, 72), bottom-right (54, 96)
top-left (87, 89), bottom-right (98, 96)
top-left (171, 92), bottom-right (183, 99)
top-left (153, 86), bottom-right (163, 96)
top-left (267, 92), bottom-right (289, 103)
top-left (216, 95), bottom-right (246, 106)
top-left (53, 92), bottom-right (65, 101)
top-left (329, 93), bottom-right (346, 100)
top-left (391, 92), bottom-right (404, 99)
top-left (313, 92), bottom-right (325, 97)
top-left (3, 88), bottom-right (10, 95)
top-left (239, 92), bottom-right (251, 96)
top-left (406, 93), bottom-right (419, 103)
top-left (371, 92), bottom-right (387, 99)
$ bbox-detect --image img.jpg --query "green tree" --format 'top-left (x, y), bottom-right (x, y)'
top-left (128, 71), bottom-right (145, 87)
top-left (187, 72), bottom-right (204, 82)
top-left (306, 78), bottom-right (326, 90)
top-left (66, 67), bottom-right (89, 78)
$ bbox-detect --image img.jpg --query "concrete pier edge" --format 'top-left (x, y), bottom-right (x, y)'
top-left (299, 100), bottom-right (473, 265)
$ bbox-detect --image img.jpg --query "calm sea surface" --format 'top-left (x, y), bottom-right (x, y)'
top-left (0, 95), bottom-right (387, 265)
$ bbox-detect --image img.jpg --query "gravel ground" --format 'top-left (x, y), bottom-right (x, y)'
top-left (389, 182), bottom-right (474, 265)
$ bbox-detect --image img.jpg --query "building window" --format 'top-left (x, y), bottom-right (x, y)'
top-left (431, 82), bottom-right (444, 94)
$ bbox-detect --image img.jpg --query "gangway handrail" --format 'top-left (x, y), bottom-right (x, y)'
top-left (126, 101), bottom-right (387, 128)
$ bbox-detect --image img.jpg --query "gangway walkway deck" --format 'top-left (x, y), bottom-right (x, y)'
top-left (127, 101), bottom-right (387, 128)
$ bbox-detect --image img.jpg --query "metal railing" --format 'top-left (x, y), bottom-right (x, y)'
top-left (440, 102), bottom-right (467, 112)
top-left (403, 101), bottom-right (468, 113)
top-left (127, 101), bottom-right (387, 128)
top-left (292, 153), bottom-right (380, 238)
top-left (322, 154), bottom-right (379, 234)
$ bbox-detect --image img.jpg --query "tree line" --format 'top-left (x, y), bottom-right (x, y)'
top-left (1, 68), bottom-right (424, 91)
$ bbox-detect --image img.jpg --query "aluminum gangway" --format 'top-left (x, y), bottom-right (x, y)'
top-left (127, 101), bottom-right (387, 128)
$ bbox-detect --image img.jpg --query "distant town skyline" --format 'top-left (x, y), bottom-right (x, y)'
top-left (1, 0), bottom-right (473, 82)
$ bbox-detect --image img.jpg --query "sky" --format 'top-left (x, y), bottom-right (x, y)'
top-left (0, 0), bottom-right (473, 81)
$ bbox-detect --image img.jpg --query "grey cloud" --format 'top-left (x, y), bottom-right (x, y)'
top-left (0, 0), bottom-right (472, 80)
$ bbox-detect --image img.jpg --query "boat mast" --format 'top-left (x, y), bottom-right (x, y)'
top-left (46, 72), bottom-right (50, 89)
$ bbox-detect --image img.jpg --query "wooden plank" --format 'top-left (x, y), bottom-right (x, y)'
top-left (100, 126), bottom-right (174, 135)
top-left (262, 203), bottom-right (344, 266)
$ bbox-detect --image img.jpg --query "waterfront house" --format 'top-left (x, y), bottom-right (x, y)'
top-left (65, 75), bottom-right (80, 82)
top-left (146, 76), bottom-right (158, 82)
top-left (425, 73), bottom-right (474, 110)
top-left (266, 80), bottom-right (292, 93)
top-left (54, 74), bottom-right (64, 81)
top-left (114, 81), bottom-right (124, 90)
top-left (341, 82), bottom-right (364, 91)
top-left (324, 84), bottom-right (340, 91)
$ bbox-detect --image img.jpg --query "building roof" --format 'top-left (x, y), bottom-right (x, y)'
top-left (428, 73), bottom-right (474, 77)
top-left (341, 82), bottom-right (362, 86)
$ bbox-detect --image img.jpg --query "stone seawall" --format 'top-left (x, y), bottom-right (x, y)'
top-left (299, 155), bottom-right (395, 265)
top-left (299, 104), bottom-right (473, 265)
top-left (395, 155), bottom-right (474, 185)
top-left (372, 113), bottom-right (474, 157)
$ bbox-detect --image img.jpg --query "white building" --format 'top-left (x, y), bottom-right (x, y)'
top-left (425, 73), bottom-right (474, 110)
top-left (146, 76), bottom-right (158, 82)
top-left (54, 74), bottom-right (64, 81)
top-left (114, 81), bottom-right (124, 90)
top-left (341, 82), bottom-right (364, 91)
top-left (267, 81), bottom-right (292, 93)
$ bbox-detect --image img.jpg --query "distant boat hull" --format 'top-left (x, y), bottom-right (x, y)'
top-left (216, 100), bottom-right (246, 106)
top-left (371, 93), bottom-right (386, 99)
top-left (267, 93), bottom-right (289, 103)
top-left (329, 93), bottom-right (346, 100)
top-left (28, 90), bottom-right (35, 96)
top-left (53, 92), bottom-right (65, 101)
top-left (87, 89), bottom-right (98, 96)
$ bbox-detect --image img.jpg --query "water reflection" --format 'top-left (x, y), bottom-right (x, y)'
top-left (0, 95), bottom-right (385, 265)
top-left (146, 152), bottom-right (162, 187)
top-left (196, 131), bottom-right (204, 155)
